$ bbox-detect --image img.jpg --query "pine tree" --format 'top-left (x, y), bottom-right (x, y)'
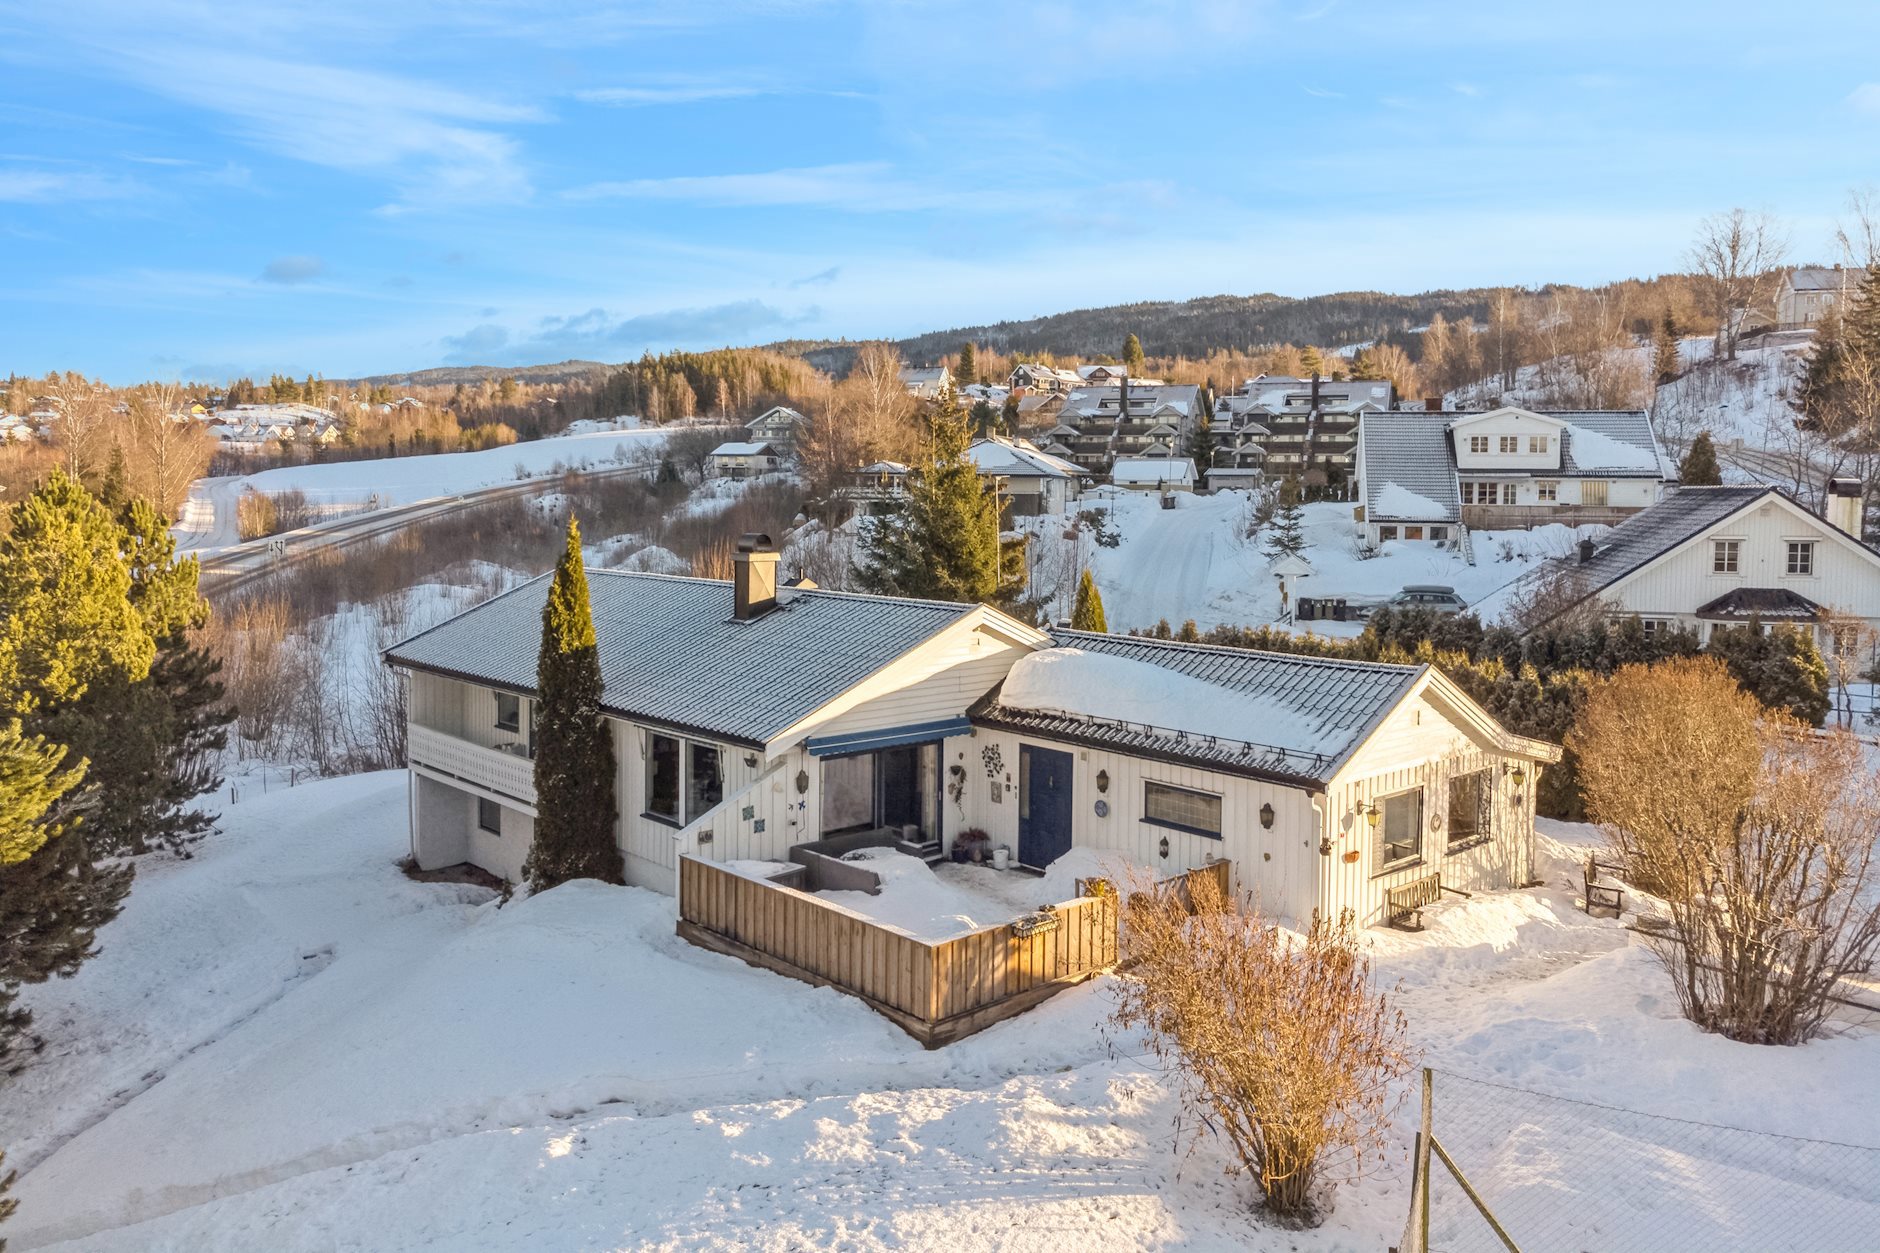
top-left (956, 342), bottom-right (977, 388)
top-left (0, 722), bottom-right (82, 867)
top-left (1263, 479), bottom-right (1307, 562)
top-left (1122, 334), bottom-right (1146, 375)
top-left (525, 519), bottom-right (623, 890)
top-left (1300, 346), bottom-right (1324, 378)
top-left (1184, 409), bottom-right (1215, 471)
top-left (1070, 569), bottom-right (1108, 633)
top-left (97, 443), bottom-right (129, 511)
top-left (1652, 309), bottom-right (1681, 384)
top-left (853, 400), bottom-right (1013, 604)
top-left (1678, 431), bottom-right (1723, 486)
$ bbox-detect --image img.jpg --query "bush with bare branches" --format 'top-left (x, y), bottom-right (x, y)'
top-left (1111, 873), bottom-right (1411, 1225)
top-left (1570, 657), bottom-right (1880, 1044)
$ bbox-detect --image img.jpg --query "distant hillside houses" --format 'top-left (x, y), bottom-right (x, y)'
top-left (1356, 406), bottom-right (1670, 545)
top-left (1210, 374), bottom-right (1395, 486)
top-left (1774, 266), bottom-right (1855, 329)
top-left (745, 405), bottom-right (809, 451)
top-left (850, 435), bottom-right (1083, 519)
top-left (205, 401), bottom-right (346, 454)
top-left (898, 365), bottom-right (952, 399)
top-left (1038, 383), bottom-right (1202, 473)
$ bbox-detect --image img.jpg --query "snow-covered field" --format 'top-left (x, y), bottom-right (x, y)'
top-left (173, 425), bottom-right (671, 552)
top-left (7, 778), bottom-right (1879, 1250)
top-left (1029, 489), bottom-right (1587, 635)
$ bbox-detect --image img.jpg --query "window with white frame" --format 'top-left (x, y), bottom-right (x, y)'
top-left (1499, 435), bottom-right (1519, 453)
top-left (1144, 781), bottom-right (1223, 838)
top-left (1786, 541), bottom-right (1815, 576)
top-left (1446, 771), bottom-right (1491, 851)
top-left (494, 691), bottom-right (520, 732)
top-left (1376, 789), bottom-right (1423, 868)
top-left (1529, 435), bottom-right (1548, 454)
top-left (1537, 480), bottom-right (1558, 502)
top-left (1640, 617), bottom-right (1672, 640)
top-left (1468, 435), bottom-right (1489, 454)
top-left (1379, 525), bottom-right (1398, 540)
top-left (1713, 539), bottom-right (1741, 574)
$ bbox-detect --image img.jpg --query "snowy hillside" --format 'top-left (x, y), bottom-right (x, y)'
top-left (6, 776), bottom-right (1877, 1250)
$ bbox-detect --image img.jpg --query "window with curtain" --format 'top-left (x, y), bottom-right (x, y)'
top-left (646, 733), bottom-right (681, 822)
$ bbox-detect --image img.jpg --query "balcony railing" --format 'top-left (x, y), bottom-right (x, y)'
top-left (408, 724), bottom-right (537, 808)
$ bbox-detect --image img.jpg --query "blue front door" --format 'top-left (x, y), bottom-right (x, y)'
top-left (1018, 745), bottom-right (1074, 868)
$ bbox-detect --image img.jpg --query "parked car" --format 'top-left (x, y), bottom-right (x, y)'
top-left (1386, 584), bottom-right (1468, 614)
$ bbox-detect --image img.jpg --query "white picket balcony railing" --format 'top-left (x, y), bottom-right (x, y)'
top-left (408, 723), bottom-right (537, 808)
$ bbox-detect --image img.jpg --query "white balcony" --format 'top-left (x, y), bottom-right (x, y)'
top-left (408, 723), bottom-right (537, 810)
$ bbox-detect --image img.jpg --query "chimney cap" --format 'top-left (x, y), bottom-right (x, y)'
top-left (1828, 477), bottom-right (1862, 497)
top-left (736, 532), bottom-right (776, 554)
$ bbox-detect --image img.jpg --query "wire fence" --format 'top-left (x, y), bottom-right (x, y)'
top-left (1396, 1068), bottom-right (1880, 1253)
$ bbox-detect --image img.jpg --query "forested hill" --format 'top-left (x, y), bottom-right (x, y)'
top-left (355, 359), bottom-right (611, 388)
top-left (770, 288), bottom-right (1515, 371)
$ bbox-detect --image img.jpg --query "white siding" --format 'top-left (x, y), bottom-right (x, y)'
top-left (1604, 495), bottom-right (1880, 635)
top-left (958, 728), bottom-right (1321, 921)
top-left (1320, 683), bottom-right (1538, 926)
top-left (1451, 411), bottom-right (1566, 472)
top-left (780, 620), bottom-right (1033, 745)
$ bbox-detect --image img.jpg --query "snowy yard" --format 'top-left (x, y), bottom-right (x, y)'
top-left (6, 777), bottom-right (1880, 1249)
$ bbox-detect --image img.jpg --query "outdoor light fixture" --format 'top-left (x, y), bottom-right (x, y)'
top-left (1364, 802), bottom-right (1381, 829)
top-left (1510, 765), bottom-right (1527, 788)
top-left (795, 769), bottom-right (810, 794)
top-left (1259, 803), bottom-right (1275, 829)
top-left (1158, 836), bottom-right (1170, 860)
top-left (1095, 769), bottom-right (1110, 794)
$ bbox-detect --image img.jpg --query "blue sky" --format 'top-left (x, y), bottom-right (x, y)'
top-left (3, 0), bottom-right (1878, 383)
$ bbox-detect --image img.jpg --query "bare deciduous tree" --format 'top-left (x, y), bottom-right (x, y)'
top-left (1570, 657), bottom-right (1880, 1045)
top-left (128, 382), bottom-right (213, 517)
top-left (1111, 873), bottom-right (1411, 1225)
top-left (1688, 209), bottom-right (1787, 360)
top-left (46, 372), bottom-right (112, 482)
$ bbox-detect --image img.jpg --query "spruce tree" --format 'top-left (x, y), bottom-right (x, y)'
top-left (956, 341), bottom-right (977, 388)
top-left (1678, 431), bottom-right (1723, 486)
top-left (525, 519), bottom-right (624, 890)
top-left (1184, 409), bottom-right (1215, 471)
top-left (853, 400), bottom-right (1013, 604)
top-left (1263, 479), bottom-right (1307, 561)
top-left (1070, 569), bottom-right (1108, 633)
top-left (1652, 309), bottom-right (1681, 384)
top-left (1122, 334), bottom-right (1145, 375)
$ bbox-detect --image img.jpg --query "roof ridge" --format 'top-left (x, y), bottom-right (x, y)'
top-left (381, 571), bottom-right (552, 657)
top-left (1053, 628), bottom-right (1422, 675)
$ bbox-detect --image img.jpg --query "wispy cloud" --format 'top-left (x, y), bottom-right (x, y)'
top-left (0, 166), bottom-right (140, 203)
top-left (576, 84), bottom-right (764, 106)
top-left (261, 254), bottom-right (325, 284)
top-left (566, 162), bottom-right (964, 212)
top-left (788, 265), bottom-right (841, 288)
top-left (1851, 83), bottom-right (1880, 114)
top-left (1451, 81), bottom-right (1483, 97)
top-left (441, 299), bottom-right (815, 365)
top-left (1301, 85), bottom-right (1344, 99)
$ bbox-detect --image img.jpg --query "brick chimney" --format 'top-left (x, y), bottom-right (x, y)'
top-left (1424, 396), bottom-right (1442, 413)
top-left (733, 532), bottom-right (779, 620)
top-left (1826, 477), bottom-right (1864, 539)
top-left (1578, 537), bottom-right (1596, 564)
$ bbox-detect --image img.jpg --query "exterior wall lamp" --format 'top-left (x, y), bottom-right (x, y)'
top-left (1259, 802), bottom-right (1275, 829)
top-left (1095, 769), bottom-right (1110, 794)
top-left (1364, 802), bottom-right (1381, 829)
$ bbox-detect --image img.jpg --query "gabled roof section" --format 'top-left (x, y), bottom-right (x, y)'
top-left (1559, 485), bottom-right (1776, 597)
top-left (1360, 411), bottom-right (1460, 522)
top-left (971, 630), bottom-right (1427, 787)
top-left (1788, 266), bottom-right (1849, 292)
top-left (966, 436), bottom-right (1079, 478)
top-left (1447, 406), bottom-right (1569, 432)
top-left (1695, 587), bottom-right (1822, 621)
top-left (385, 572), bottom-right (981, 748)
top-left (1553, 411), bottom-right (1666, 476)
top-left (709, 441), bottom-right (777, 457)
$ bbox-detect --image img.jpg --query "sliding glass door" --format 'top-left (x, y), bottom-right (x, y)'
top-left (820, 742), bottom-right (940, 840)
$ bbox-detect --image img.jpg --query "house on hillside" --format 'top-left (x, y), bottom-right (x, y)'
top-left (1214, 374), bottom-right (1395, 486)
top-left (848, 436), bottom-right (1081, 518)
top-left (1518, 480), bottom-right (1880, 648)
top-left (1109, 456), bottom-right (1197, 494)
top-left (1057, 383), bottom-right (1202, 471)
top-left (1009, 363), bottom-right (1082, 394)
top-left (899, 366), bottom-right (953, 400)
top-left (1357, 406), bottom-right (1670, 544)
top-left (1775, 266), bottom-right (1853, 329)
top-left (745, 405), bottom-right (809, 452)
top-left (385, 534), bottom-right (1559, 927)
top-left (707, 441), bottom-right (785, 480)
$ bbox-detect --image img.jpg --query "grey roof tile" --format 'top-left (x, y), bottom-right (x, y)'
top-left (1564, 485), bottom-right (1774, 596)
top-left (385, 572), bottom-right (977, 746)
top-left (1360, 411), bottom-right (1461, 522)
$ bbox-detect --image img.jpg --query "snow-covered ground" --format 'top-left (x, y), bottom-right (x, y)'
top-left (7, 778), bottom-right (1879, 1250)
top-left (1028, 489), bottom-right (1587, 635)
top-left (172, 426), bottom-right (669, 552)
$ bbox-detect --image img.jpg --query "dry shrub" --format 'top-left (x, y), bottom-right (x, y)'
top-left (690, 534), bottom-right (735, 580)
top-left (1570, 657), bottom-right (1880, 1044)
top-left (1112, 873), bottom-right (1411, 1225)
top-left (236, 490), bottom-right (277, 541)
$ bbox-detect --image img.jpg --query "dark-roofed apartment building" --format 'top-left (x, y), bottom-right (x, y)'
top-left (384, 536), bottom-right (1556, 928)
top-left (1517, 480), bottom-right (1880, 648)
top-left (1357, 405), bottom-right (1671, 544)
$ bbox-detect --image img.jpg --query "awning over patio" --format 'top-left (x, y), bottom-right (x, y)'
top-left (1694, 587), bottom-right (1822, 622)
top-left (804, 716), bottom-right (972, 758)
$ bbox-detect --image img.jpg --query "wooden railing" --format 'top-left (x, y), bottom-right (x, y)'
top-left (677, 855), bottom-right (1119, 1048)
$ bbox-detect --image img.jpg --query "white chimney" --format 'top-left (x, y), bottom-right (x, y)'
top-left (1826, 478), bottom-right (1863, 540)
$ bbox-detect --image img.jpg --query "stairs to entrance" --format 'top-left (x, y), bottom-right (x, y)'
top-left (898, 838), bottom-right (946, 866)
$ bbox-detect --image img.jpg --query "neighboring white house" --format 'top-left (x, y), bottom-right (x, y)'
top-left (1357, 406), bottom-right (1670, 544)
top-left (1008, 363), bottom-right (1083, 394)
top-left (745, 405), bottom-right (809, 451)
top-left (1775, 266), bottom-right (1854, 328)
top-left (386, 536), bottom-right (1559, 927)
top-left (849, 437), bottom-right (1081, 518)
top-left (1109, 456), bottom-right (1198, 493)
top-left (706, 441), bottom-right (785, 480)
top-left (899, 366), bottom-right (953, 400)
top-left (1522, 480), bottom-right (1880, 648)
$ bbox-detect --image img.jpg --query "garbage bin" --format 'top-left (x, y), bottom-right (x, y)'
top-left (992, 846), bottom-right (1011, 871)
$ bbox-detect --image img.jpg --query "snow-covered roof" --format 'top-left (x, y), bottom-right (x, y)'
top-left (1556, 412), bottom-right (1667, 476)
top-left (965, 437), bottom-right (1079, 479)
top-left (709, 442), bottom-right (776, 457)
top-left (1110, 457), bottom-right (1196, 484)
top-left (747, 406), bottom-right (806, 429)
top-left (1360, 412), bottom-right (1462, 522)
top-left (976, 635), bottom-right (1425, 786)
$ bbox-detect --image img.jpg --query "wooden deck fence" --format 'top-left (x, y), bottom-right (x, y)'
top-left (678, 856), bottom-right (1139, 1047)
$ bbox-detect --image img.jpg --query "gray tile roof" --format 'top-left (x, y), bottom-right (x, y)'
top-left (1695, 587), bottom-right (1822, 621)
top-left (385, 572), bottom-right (978, 747)
top-left (1549, 410), bottom-right (1668, 477)
top-left (972, 629), bottom-right (1424, 786)
top-left (1360, 411), bottom-right (1462, 522)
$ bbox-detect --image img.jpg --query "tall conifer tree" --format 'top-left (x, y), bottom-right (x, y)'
top-left (1678, 431), bottom-right (1723, 486)
top-left (525, 519), bottom-right (624, 890)
top-left (1122, 333), bottom-right (1145, 375)
top-left (956, 341), bottom-right (977, 388)
top-left (1070, 569), bottom-right (1108, 633)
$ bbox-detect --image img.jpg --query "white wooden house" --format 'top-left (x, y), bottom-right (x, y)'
top-left (386, 536), bottom-right (1557, 927)
top-left (706, 441), bottom-right (784, 479)
top-left (744, 406), bottom-right (808, 452)
top-left (1775, 266), bottom-right (1852, 329)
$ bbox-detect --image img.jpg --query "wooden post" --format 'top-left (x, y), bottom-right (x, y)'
top-left (1430, 1137), bottom-right (1522, 1252)
top-left (1416, 1066), bottom-right (1433, 1253)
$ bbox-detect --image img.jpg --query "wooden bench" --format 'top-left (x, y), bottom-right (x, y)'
top-left (1584, 855), bottom-right (1625, 917)
top-left (1386, 873), bottom-right (1444, 931)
